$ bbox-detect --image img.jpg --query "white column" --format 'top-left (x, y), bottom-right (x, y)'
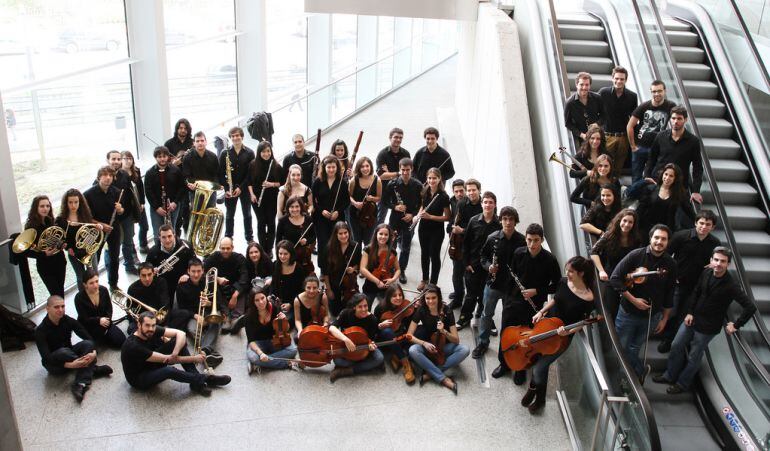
top-left (356, 15), bottom-right (378, 107)
top-left (235, 0), bottom-right (267, 122)
top-left (125, 0), bottom-right (171, 162)
top-left (307, 13), bottom-right (332, 133)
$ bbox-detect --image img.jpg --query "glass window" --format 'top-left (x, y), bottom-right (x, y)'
top-left (163, 0), bottom-right (235, 45)
top-left (265, 0), bottom-right (307, 111)
top-left (377, 17), bottom-right (395, 95)
top-left (332, 14), bottom-right (357, 78)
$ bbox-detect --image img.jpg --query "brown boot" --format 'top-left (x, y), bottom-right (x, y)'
top-left (329, 367), bottom-right (354, 383)
top-left (402, 359), bottom-right (415, 385)
top-left (389, 354), bottom-right (402, 372)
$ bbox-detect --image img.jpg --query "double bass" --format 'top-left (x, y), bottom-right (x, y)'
top-left (500, 316), bottom-right (603, 370)
top-left (297, 325), bottom-right (410, 367)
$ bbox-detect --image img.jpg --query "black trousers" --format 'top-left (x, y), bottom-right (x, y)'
top-left (225, 189), bottom-right (253, 241)
top-left (129, 337), bottom-right (205, 390)
top-left (95, 229), bottom-right (121, 286)
top-left (37, 253), bottom-right (66, 297)
top-left (43, 340), bottom-right (95, 386)
top-left (418, 225), bottom-right (444, 283)
top-left (314, 215), bottom-right (335, 268)
top-left (451, 258), bottom-right (465, 302)
top-left (253, 196), bottom-right (277, 253)
top-left (460, 266), bottom-right (486, 319)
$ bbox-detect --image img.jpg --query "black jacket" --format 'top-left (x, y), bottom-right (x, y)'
top-left (246, 111), bottom-right (274, 142)
top-left (218, 146), bottom-right (255, 192)
top-left (144, 163), bottom-right (186, 210)
top-left (687, 269), bottom-right (755, 335)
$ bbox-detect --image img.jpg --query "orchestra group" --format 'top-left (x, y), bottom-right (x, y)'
top-left (23, 70), bottom-right (755, 414)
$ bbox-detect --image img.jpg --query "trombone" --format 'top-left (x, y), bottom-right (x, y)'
top-left (558, 146), bottom-right (587, 171)
top-left (194, 267), bottom-right (223, 372)
top-left (111, 288), bottom-right (168, 323)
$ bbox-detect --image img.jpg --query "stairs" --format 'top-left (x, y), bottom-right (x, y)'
top-left (557, 13), bottom-right (614, 93)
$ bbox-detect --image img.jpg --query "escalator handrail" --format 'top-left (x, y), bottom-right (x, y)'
top-left (727, 0), bottom-right (770, 97)
top-left (672, 15), bottom-right (770, 347)
top-left (543, 3), bottom-right (662, 449)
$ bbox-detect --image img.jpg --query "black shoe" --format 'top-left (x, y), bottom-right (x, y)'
top-left (491, 365), bottom-right (510, 379)
top-left (666, 384), bottom-right (686, 394)
top-left (521, 382), bottom-right (537, 407)
top-left (449, 293), bottom-right (455, 300)
top-left (229, 315), bottom-right (246, 335)
top-left (109, 284), bottom-right (119, 292)
top-left (139, 246), bottom-right (149, 254)
top-left (513, 370), bottom-right (527, 385)
top-left (125, 265), bottom-right (140, 275)
top-left (93, 365), bottom-right (113, 378)
top-left (657, 339), bottom-right (672, 354)
top-left (471, 343), bottom-right (488, 359)
top-left (399, 274), bottom-right (407, 284)
top-left (191, 383), bottom-right (212, 397)
top-left (450, 380), bottom-right (458, 396)
top-left (490, 324), bottom-right (498, 337)
top-left (71, 383), bottom-right (86, 403)
top-left (456, 316), bottom-right (470, 330)
top-left (206, 354), bottom-right (224, 368)
top-left (652, 373), bottom-right (671, 384)
top-left (449, 300), bottom-right (462, 309)
top-left (205, 374), bottom-right (231, 387)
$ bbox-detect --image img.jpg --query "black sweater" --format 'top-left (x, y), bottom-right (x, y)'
top-left (74, 286), bottom-right (114, 337)
top-left (35, 315), bottom-right (92, 367)
top-left (688, 269), bottom-right (755, 335)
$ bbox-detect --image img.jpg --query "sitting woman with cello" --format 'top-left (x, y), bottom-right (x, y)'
top-left (328, 293), bottom-right (385, 383)
top-left (512, 256), bottom-right (597, 413)
top-left (321, 221), bottom-right (361, 316)
top-left (270, 240), bottom-right (306, 324)
top-left (360, 223), bottom-right (401, 309)
top-left (294, 275), bottom-right (331, 338)
top-left (374, 284), bottom-right (416, 384)
top-left (275, 196), bottom-right (316, 275)
top-left (407, 284), bottom-right (469, 394)
top-left (245, 286), bottom-right (299, 374)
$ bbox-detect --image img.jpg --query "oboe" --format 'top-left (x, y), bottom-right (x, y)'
top-left (257, 159), bottom-right (274, 208)
top-left (160, 169), bottom-right (170, 226)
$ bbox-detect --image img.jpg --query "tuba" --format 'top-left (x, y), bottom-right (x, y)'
top-left (73, 223), bottom-right (105, 265)
top-left (187, 180), bottom-right (224, 257)
top-left (111, 288), bottom-right (168, 323)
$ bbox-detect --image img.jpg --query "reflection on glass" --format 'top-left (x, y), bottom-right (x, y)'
top-left (163, 0), bottom-right (235, 44)
top-left (332, 14), bottom-right (357, 78)
top-left (266, 0), bottom-right (307, 110)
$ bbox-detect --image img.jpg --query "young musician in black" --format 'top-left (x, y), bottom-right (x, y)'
top-left (312, 155), bottom-right (350, 268)
top-left (56, 188), bottom-right (97, 285)
top-left (275, 196), bottom-right (316, 257)
top-left (248, 140), bottom-right (284, 253)
top-left (246, 287), bottom-right (299, 374)
top-left (23, 195), bottom-right (66, 297)
top-left (271, 240), bottom-right (306, 322)
top-left (413, 127), bottom-right (455, 185)
top-left (203, 237), bottom-right (249, 332)
top-left (348, 156), bottom-right (382, 245)
top-left (245, 241), bottom-right (275, 286)
top-left (120, 150), bottom-right (148, 255)
top-left (219, 126), bottom-right (255, 242)
top-left (374, 284), bottom-right (416, 384)
top-left (35, 296), bottom-right (112, 403)
top-left (360, 224), bottom-right (401, 308)
top-left (293, 275), bottom-right (331, 336)
top-left (472, 206), bottom-right (526, 359)
top-left (495, 223), bottom-right (561, 384)
top-left (282, 133), bottom-right (317, 187)
top-left (321, 222), bottom-right (361, 316)
top-left (382, 157), bottom-right (422, 283)
top-left (83, 166), bottom-right (124, 289)
top-left (328, 293), bottom-right (385, 383)
top-left (145, 224), bottom-right (195, 301)
top-left (127, 263), bottom-right (173, 332)
top-left (416, 167), bottom-right (451, 290)
top-left (102, 150), bottom-right (139, 274)
top-left (182, 131), bottom-right (219, 209)
top-left (457, 191), bottom-right (501, 329)
top-left (174, 259), bottom-right (224, 368)
top-left (121, 311), bottom-right (230, 396)
top-left (375, 127), bottom-right (410, 224)
top-left (145, 146), bottom-right (185, 241)
top-left (164, 118), bottom-right (193, 156)
top-left (446, 180), bottom-right (471, 308)
top-left (75, 268), bottom-right (126, 348)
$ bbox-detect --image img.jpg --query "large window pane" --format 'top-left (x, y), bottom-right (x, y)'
top-left (163, 0), bottom-right (234, 45)
top-left (377, 17), bottom-right (394, 94)
top-left (266, 0), bottom-right (307, 110)
top-left (332, 14), bottom-right (357, 78)
top-left (0, 1), bottom-right (128, 90)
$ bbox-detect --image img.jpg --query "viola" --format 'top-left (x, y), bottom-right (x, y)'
top-left (427, 307), bottom-right (449, 365)
top-left (297, 324), bottom-right (410, 367)
top-left (271, 315), bottom-right (292, 349)
top-left (340, 270), bottom-right (360, 302)
top-left (379, 289), bottom-right (426, 332)
top-left (359, 200), bottom-right (377, 228)
top-left (624, 267), bottom-right (667, 288)
top-left (295, 244), bottom-right (315, 275)
top-left (500, 316), bottom-right (603, 370)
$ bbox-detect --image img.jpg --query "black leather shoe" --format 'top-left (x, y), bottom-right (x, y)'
top-left (191, 383), bottom-right (212, 396)
top-left (93, 365), bottom-right (113, 378)
top-left (666, 384), bottom-right (686, 394)
top-left (471, 344), bottom-right (488, 359)
top-left (71, 383), bottom-right (86, 403)
top-left (657, 339), bottom-right (672, 354)
top-left (652, 373), bottom-right (671, 384)
top-left (513, 370), bottom-right (527, 385)
top-left (399, 274), bottom-right (407, 284)
top-left (455, 316), bottom-right (470, 330)
top-left (205, 374), bottom-right (232, 387)
top-left (491, 365), bottom-right (510, 379)
top-left (206, 354), bottom-right (224, 368)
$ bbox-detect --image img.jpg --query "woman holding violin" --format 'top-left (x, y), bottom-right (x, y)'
top-left (270, 240), bottom-right (306, 324)
top-left (348, 156), bottom-right (381, 244)
top-left (522, 256), bottom-right (596, 413)
top-left (407, 284), bottom-right (468, 394)
top-left (328, 293), bottom-right (385, 383)
top-left (293, 275), bottom-right (330, 337)
top-left (591, 209), bottom-right (641, 318)
top-left (360, 224), bottom-right (401, 309)
top-left (374, 284), bottom-right (416, 384)
top-left (321, 221), bottom-right (361, 316)
top-left (275, 196), bottom-right (316, 274)
top-left (246, 286), bottom-right (299, 374)
top-left (23, 195), bottom-right (67, 297)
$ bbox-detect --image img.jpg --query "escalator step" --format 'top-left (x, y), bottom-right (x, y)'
top-left (701, 182), bottom-right (758, 205)
top-left (742, 257), bottom-right (770, 285)
top-left (561, 39), bottom-right (610, 57)
top-left (704, 204), bottom-right (767, 229)
top-left (702, 137), bottom-right (741, 159)
top-left (662, 19), bottom-right (691, 32)
top-left (558, 24), bottom-right (606, 41)
top-left (666, 30), bottom-right (699, 47)
top-left (684, 80), bottom-right (719, 99)
top-left (671, 45), bottom-right (705, 63)
top-left (564, 55), bottom-right (613, 74)
top-left (708, 158), bottom-right (749, 181)
top-left (695, 117), bottom-right (734, 139)
top-left (751, 285), bottom-right (770, 313)
top-left (677, 62), bottom-right (713, 81)
top-left (556, 14), bottom-right (601, 27)
top-left (689, 98), bottom-right (725, 118)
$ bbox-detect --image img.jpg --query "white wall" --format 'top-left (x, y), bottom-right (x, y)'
top-left (455, 3), bottom-right (542, 225)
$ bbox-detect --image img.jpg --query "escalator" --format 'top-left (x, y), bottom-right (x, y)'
top-left (557, 13), bottom-right (614, 92)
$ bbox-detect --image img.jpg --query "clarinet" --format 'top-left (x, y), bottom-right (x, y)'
top-left (509, 264), bottom-right (538, 313)
top-left (159, 169), bottom-right (170, 226)
top-left (108, 189), bottom-right (125, 228)
top-left (489, 246), bottom-right (499, 283)
top-left (257, 159), bottom-right (274, 208)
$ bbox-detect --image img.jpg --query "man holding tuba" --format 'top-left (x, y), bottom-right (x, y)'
top-left (174, 259), bottom-right (224, 368)
top-left (182, 131), bottom-right (219, 209)
top-left (126, 262), bottom-right (173, 334)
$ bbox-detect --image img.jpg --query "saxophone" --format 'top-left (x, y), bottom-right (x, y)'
top-left (225, 149), bottom-right (234, 197)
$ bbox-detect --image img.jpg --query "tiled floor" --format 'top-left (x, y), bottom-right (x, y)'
top-left (3, 56), bottom-right (571, 450)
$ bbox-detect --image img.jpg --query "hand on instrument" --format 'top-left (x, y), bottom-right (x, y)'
top-left (654, 318), bottom-right (667, 335)
top-left (599, 270), bottom-right (609, 282)
top-left (156, 207), bottom-right (168, 216)
top-left (422, 341), bottom-right (437, 353)
top-left (488, 264), bottom-right (498, 275)
top-left (195, 353), bottom-right (206, 364)
top-left (299, 238), bottom-right (307, 246)
top-left (344, 338), bottom-right (356, 353)
top-left (232, 187), bottom-right (241, 197)
top-left (322, 210), bottom-right (331, 219)
top-left (379, 319), bottom-right (393, 329)
top-left (684, 314), bottom-right (694, 326)
top-left (44, 248), bottom-right (57, 257)
top-left (521, 288), bottom-right (536, 299)
top-left (395, 204), bottom-right (406, 213)
top-left (451, 225), bottom-right (464, 234)
top-left (631, 296), bottom-right (651, 311)
top-left (466, 265), bottom-right (474, 273)
top-left (353, 200), bottom-right (363, 209)
top-left (178, 274), bottom-right (190, 284)
top-left (690, 192), bottom-right (703, 204)
top-left (330, 211), bottom-right (339, 221)
top-left (532, 311), bottom-right (545, 324)
top-left (437, 320), bottom-right (445, 332)
top-left (368, 342), bottom-right (377, 351)
top-left (402, 213), bottom-right (413, 223)
top-left (102, 224), bottom-right (113, 234)
top-left (376, 280), bottom-right (387, 289)
top-left (99, 317), bottom-right (110, 328)
top-left (346, 266), bottom-right (356, 274)
top-left (276, 312), bottom-right (287, 320)
top-left (168, 202), bottom-right (177, 212)
top-left (557, 326), bottom-right (569, 336)
top-left (725, 322), bottom-right (737, 335)
top-left (115, 202), bottom-right (124, 215)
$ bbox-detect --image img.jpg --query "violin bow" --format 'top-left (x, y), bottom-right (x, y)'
top-left (337, 242), bottom-right (360, 287)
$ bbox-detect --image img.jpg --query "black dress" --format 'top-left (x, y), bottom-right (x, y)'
top-left (25, 219), bottom-right (66, 297)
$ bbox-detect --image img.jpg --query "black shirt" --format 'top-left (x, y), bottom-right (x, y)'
top-left (564, 91), bottom-right (603, 142)
top-left (312, 176), bottom-right (351, 217)
top-left (127, 278), bottom-right (171, 313)
top-left (74, 286), bottom-right (114, 336)
top-left (83, 184), bottom-right (122, 224)
top-left (631, 100), bottom-right (676, 147)
top-left (275, 216), bottom-right (316, 250)
top-left (644, 129), bottom-right (703, 194)
top-left (333, 309), bottom-right (379, 340)
top-left (688, 269), bottom-right (755, 335)
top-left (383, 177), bottom-right (423, 227)
top-left (245, 306), bottom-right (280, 343)
top-left (145, 240), bottom-right (195, 298)
top-left (121, 326), bottom-right (168, 386)
top-left (446, 197), bottom-right (482, 234)
top-left (410, 305), bottom-right (456, 341)
top-left (35, 315), bottom-right (92, 367)
top-left (463, 213), bottom-right (501, 268)
top-left (598, 86), bottom-right (638, 133)
top-left (418, 190), bottom-right (450, 232)
top-left (282, 150), bottom-right (317, 187)
top-left (413, 145), bottom-right (455, 184)
top-left (271, 264), bottom-right (306, 303)
top-left (480, 230), bottom-right (526, 290)
top-left (610, 246), bottom-right (677, 317)
top-left (580, 204), bottom-right (620, 235)
top-left (509, 247), bottom-right (561, 308)
top-left (175, 279), bottom-right (206, 314)
top-left (164, 136), bottom-right (193, 155)
top-left (591, 236), bottom-right (639, 276)
top-left (144, 163), bottom-right (186, 209)
top-left (321, 241), bottom-right (362, 283)
top-left (570, 177), bottom-right (620, 208)
top-left (204, 251), bottom-right (249, 295)
top-left (218, 145), bottom-right (255, 192)
top-left (247, 157), bottom-right (284, 201)
top-left (636, 188), bottom-right (694, 236)
top-left (668, 229), bottom-right (721, 290)
top-left (552, 278), bottom-right (596, 326)
top-left (375, 146), bottom-right (410, 178)
top-left (182, 149), bottom-right (219, 184)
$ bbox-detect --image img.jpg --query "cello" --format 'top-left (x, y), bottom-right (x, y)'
top-left (500, 316), bottom-right (603, 371)
top-left (297, 325), bottom-right (411, 367)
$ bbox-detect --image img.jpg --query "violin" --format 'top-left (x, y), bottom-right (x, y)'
top-left (379, 289), bottom-right (426, 332)
top-left (371, 247), bottom-right (397, 284)
top-left (359, 200), bottom-right (377, 229)
top-left (500, 316), bottom-right (603, 370)
top-left (295, 243), bottom-right (315, 275)
top-left (624, 267), bottom-right (667, 288)
top-left (427, 306), bottom-right (449, 365)
top-left (271, 315), bottom-right (292, 349)
top-left (297, 324), bottom-right (410, 367)
top-left (340, 270), bottom-right (360, 302)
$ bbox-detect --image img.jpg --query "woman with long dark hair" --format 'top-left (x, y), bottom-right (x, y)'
top-left (293, 274), bottom-right (330, 336)
top-left (55, 188), bottom-right (99, 285)
top-left (360, 223), bottom-right (401, 308)
top-left (321, 221), bottom-right (361, 316)
top-left (248, 141), bottom-right (284, 253)
top-left (570, 124), bottom-right (606, 179)
top-left (74, 268), bottom-right (126, 348)
top-left (416, 167), bottom-right (450, 290)
top-left (579, 184), bottom-right (621, 238)
top-left (245, 241), bottom-right (274, 285)
top-left (24, 195), bottom-right (67, 296)
top-left (570, 154), bottom-right (620, 208)
top-left (327, 139), bottom-right (352, 179)
top-left (348, 156), bottom-right (382, 244)
top-left (635, 163), bottom-right (695, 238)
top-left (270, 240), bottom-right (306, 323)
top-left (312, 155), bottom-right (350, 268)
top-left (245, 286), bottom-right (299, 374)
top-left (523, 256), bottom-right (596, 413)
top-left (374, 284), bottom-right (416, 384)
top-left (327, 293), bottom-right (385, 383)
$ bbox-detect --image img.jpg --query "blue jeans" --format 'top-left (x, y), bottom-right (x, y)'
top-left (408, 342), bottom-right (470, 383)
top-left (664, 323), bottom-right (716, 389)
top-left (615, 306), bottom-right (653, 377)
top-left (246, 340), bottom-right (298, 370)
top-left (532, 347), bottom-right (566, 385)
top-left (393, 223), bottom-right (414, 272)
top-left (478, 286), bottom-right (512, 347)
top-left (378, 327), bottom-right (407, 359)
top-left (631, 145), bottom-right (650, 183)
top-left (150, 207), bottom-right (181, 244)
top-left (333, 348), bottom-right (384, 374)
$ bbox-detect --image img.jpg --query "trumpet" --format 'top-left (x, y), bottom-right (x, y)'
top-left (559, 147), bottom-right (587, 171)
top-left (111, 288), bottom-right (168, 323)
top-left (156, 242), bottom-right (190, 276)
top-left (548, 152), bottom-right (573, 170)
